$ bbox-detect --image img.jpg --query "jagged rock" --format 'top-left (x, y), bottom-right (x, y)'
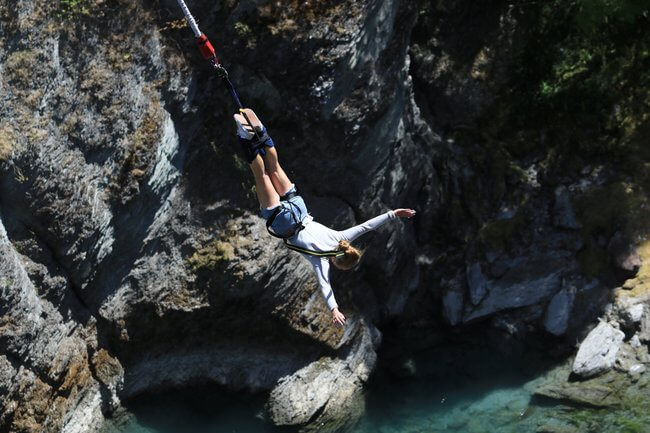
top-left (443, 290), bottom-right (464, 326)
top-left (620, 303), bottom-right (644, 328)
top-left (0, 0), bottom-right (423, 430)
top-left (267, 320), bottom-right (379, 431)
top-left (572, 322), bottom-right (625, 378)
top-left (639, 307), bottom-right (650, 342)
top-left (0, 355), bottom-right (15, 396)
top-left (608, 232), bottom-right (641, 279)
top-left (466, 262), bottom-right (489, 305)
top-left (553, 186), bottom-right (581, 230)
top-left (535, 382), bottom-right (621, 408)
top-left (533, 365), bottom-right (629, 409)
top-left (629, 364), bottom-right (646, 377)
top-left (464, 255), bottom-right (568, 322)
top-left (543, 285), bottom-right (576, 336)
top-left (1, 0), bottom-right (643, 431)
top-left (441, 272), bottom-right (465, 326)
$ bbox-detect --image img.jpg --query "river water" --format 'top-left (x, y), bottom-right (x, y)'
top-left (101, 335), bottom-right (650, 433)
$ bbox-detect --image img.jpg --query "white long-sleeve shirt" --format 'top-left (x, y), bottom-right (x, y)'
top-left (287, 211), bottom-right (396, 310)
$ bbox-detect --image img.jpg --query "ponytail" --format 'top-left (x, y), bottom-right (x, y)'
top-left (333, 240), bottom-right (362, 270)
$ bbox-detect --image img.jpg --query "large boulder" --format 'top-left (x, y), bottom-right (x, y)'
top-left (266, 319), bottom-right (380, 431)
top-left (466, 262), bottom-right (489, 305)
top-left (543, 285), bottom-right (576, 336)
top-left (535, 381), bottom-right (621, 408)
top-left (608, 232), bottom-right (641, 280)
top-left (572, 321), bottom-right (625, 379)
top-left (463, 254), bottom-right (568, 322)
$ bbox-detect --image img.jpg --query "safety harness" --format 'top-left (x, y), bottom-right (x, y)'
top-left (266, 192), bottom-right (344, 257)
top-left (265, 193), bottom-right (305, 239)
top-left (176, 1), bottom-right (342, 259)
top-left (284, 241), bottom-right (345, 258)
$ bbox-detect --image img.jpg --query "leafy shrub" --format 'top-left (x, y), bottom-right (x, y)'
top-left (59, 0), bottom-right (91, 19)
top-left (577, 0), bottom-right (649, 32)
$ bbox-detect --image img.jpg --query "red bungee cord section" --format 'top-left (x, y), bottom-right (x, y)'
top-left (176, 0), bottom-right (244, 109)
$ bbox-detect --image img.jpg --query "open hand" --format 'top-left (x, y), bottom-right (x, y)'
top-left (394, 208), bottom-right (416, 218)
top-left (332, 308), bottom-right (346, 326)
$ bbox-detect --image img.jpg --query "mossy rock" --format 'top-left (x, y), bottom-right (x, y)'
top-left (575, 182), bottom-right (650, 240)
top-left (5, 49), bottom-right (42, 88)
top-left (478, 212), bottom-right (527, 252)
top-left (0, 125), bottom-right (14, 162)
top-left (576, 244), bottom-right (609, 279)
top-left (619, 241), bottom-right (650, 298)
top-left (187, 240), bottom-right (236, 273)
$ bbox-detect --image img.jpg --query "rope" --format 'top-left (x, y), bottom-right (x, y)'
top-left (176, 0), bottom-right (244, 109)
top-left (224, 77), bottom-right (243, 109)
top-left (176, 0), bottom-right (201, 38)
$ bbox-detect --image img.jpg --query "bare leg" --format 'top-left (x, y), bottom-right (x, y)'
top-left (250, 154), bottom-right (280, 209)
top-left (263, 147), bottom-right (293, 196)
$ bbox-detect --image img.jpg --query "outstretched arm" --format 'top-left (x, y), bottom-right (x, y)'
top-left (338, 208), bottom-right (416, 242)
top-left (309, 256), bottom-right (346, 326)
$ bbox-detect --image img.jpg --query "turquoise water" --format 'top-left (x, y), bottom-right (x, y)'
top-left (102, 338), bottom-right (650, 433)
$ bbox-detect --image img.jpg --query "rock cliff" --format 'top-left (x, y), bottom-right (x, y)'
top-left (0, 0), bottom-right (648, 432)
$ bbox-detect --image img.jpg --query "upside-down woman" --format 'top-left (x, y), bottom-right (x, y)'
top-left (234, 109), bottom-right (416, 326)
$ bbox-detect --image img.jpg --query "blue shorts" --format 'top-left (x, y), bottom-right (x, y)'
top-left (261, 195), bottom-right (309, 238)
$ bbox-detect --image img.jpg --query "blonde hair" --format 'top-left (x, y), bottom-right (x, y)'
top-left (333, 240), bottom-right (362, 270)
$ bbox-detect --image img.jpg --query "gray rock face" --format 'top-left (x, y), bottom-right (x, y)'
top-left (628, 364), bottom-right (646, 376)
top-left (466, 262), bottom-right (489, 305)
top-left (544, 285), bottom-right (576, 336)
top-left (0, 0), bottom-right (638, 430)
top-left (552, 186), bottom-right (581, 230)
top-left (442, 289), bottom-right (464, 326)
top-left (463, 255), bottom-right (568, 322)
top-left (639, 307), bottom-right (650, 342)
top-left (0, 1), bottom-right (424, 431)
top-left (621, 303), bottom-right (645, 325)
top-left (572, 322), bottom-right (625, 379)
top-left (608, 232), bottom-right (641, 279)
top-left (535, 382), bottom-right (622, 408)
top-left (267, 319), bottom-right (379, 430)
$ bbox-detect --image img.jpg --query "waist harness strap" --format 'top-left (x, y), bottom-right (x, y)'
top-left (284, 240), bottom-right (344, 257)
top-left (266, 200), bottom-right (305, 239)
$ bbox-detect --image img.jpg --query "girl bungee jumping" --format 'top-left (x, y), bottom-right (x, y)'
top-left (235, 108), bottom-right (416, 326)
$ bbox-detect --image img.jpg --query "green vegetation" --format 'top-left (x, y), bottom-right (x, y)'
top-left (188, 240), bottom-right (236, 273)
top-left (478, 212), bottom-right (527, 252)
top-left (576, 0), bottom-right (649, 32)
top-left (58, 0), bottom-right (91, 19)
top-left (574, 181), bottom-right (649, 277)
top-left (470, 0), bottom-right (649, 259)
top-left (505, 0), bottom-right (649, 161)
top-left (234, 21), bottom-right (253, 37)
top-left (186, 221), bottom-right (253, 289)
top-left (575, 182), bottom-right (650, 239)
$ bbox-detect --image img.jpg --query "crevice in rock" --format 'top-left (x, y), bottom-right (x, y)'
top-left (19, 220), bottom-right (93, 320)
top-left (1, 349), bottom-right (61, 391)
top-left (85, 345), bottom-right (118, 416)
